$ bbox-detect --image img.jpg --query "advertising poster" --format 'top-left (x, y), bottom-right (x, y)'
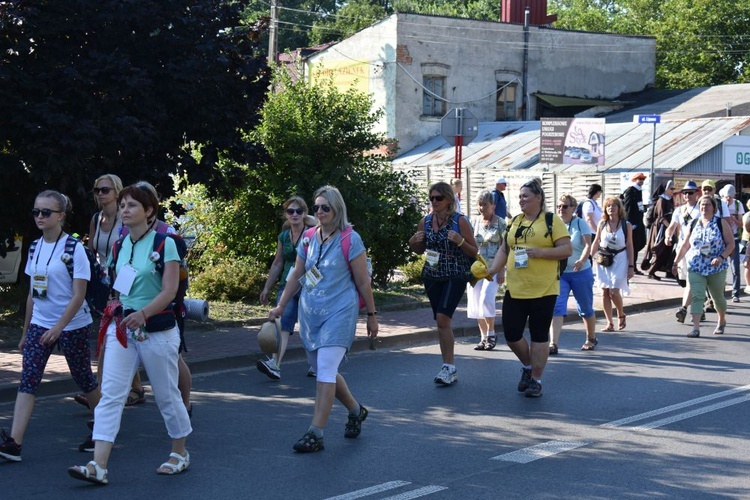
top-left (540, 118), bottom-right (606, 166)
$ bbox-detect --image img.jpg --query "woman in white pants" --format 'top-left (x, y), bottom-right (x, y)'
top-left (68, 182), bottom-right (191, 485)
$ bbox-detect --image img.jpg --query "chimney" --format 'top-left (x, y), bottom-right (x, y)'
top-left (500, 0), bottom-right (557, 26)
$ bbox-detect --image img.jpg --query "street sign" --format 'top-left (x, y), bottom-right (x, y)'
top-left (441, 108), bottom-right (478, 146)
top-left (634, 114), bottom-right (661, 124)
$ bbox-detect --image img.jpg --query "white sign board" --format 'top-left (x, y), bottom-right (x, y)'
top-left (723, 135), bottom-right (750, 173)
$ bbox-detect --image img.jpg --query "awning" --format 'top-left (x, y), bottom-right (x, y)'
top-left (535, 93), bottom-right (632, 108)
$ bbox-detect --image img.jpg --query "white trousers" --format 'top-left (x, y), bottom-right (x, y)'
top-left (93, 322), bottom-right (192, 443)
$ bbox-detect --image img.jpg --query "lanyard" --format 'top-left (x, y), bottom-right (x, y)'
top-left (95, 211), bottom-right (119, 259)
top-left (127, 229), bottom-right (151, 265)
top-left (515, 210), bottom-right (542, 244)
top-left (34, 230), bottom-right (64, 275)
top-left (316, 228), bottom-right (337, 267)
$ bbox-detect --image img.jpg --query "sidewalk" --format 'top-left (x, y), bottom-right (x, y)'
top-left (0, 275), bottom-right (689, 403)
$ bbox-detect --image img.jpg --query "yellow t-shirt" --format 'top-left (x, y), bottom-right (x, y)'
top-left (505, 212), bottom-right (569, 299)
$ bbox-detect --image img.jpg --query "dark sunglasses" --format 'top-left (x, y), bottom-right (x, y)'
top-left (93, 186), bottom-right (114, 195)
top-left (312, 204), bottom-right (331, 213)
top-left (429, 195), bottom-right (445, 202)
top-left (682, 191), bottom-right (696, 195)
top-left (286, 208), bottom-right (305, 215)
top-left (556, 204), bottom-right (569, 209)
top-left (31, 208), bottom-right (62, 218)
top-left (702, 187), bottom-right (714, 191)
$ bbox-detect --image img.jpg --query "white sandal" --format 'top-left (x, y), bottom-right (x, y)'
top-left (156, 451), bottom-right (190, 475)
top-left (68, 460), bottom-right (108, 485)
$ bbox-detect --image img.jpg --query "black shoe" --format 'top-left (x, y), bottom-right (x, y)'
top-left (517, 368), bottom-right (532, 392)
top-left (344, 405), bottom-right (368, 439)
top-left (293, 431), bottom-right (324, 453)
top-left (0, 429), bottom-right (22, 462)
top-left (78, 434), bottom-right (95, 453)
top-left (634, 269), bottom-right (645, 276)
top-left (549, 343), bottom-right (558, 355)
top-left (647, 274), bottom-right (661, 281)
top-left (525, 379), bottom-right (543, 397)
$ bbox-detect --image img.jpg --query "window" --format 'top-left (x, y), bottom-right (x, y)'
top-left (423, 76), bottom-right (446, 117)
top-left (496, 82), bottom-right (517, 121)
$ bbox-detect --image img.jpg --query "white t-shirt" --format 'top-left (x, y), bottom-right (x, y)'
top-left (581, 198), bottom-right (602, 230)
top-left (726, 199), bottom-right (746, 235)
top-left (670, 203), bottom-right (701, 242)
top-left (25, 235), bottom-right (92, 330)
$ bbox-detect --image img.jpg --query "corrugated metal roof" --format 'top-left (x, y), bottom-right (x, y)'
top-left (393, 117), bottom-right (750, 176)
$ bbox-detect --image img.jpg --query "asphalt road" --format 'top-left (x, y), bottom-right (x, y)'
top-left (2, 305), bottom-right (750, 499)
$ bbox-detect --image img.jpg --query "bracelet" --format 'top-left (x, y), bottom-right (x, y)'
top-left (367, 311), bottom-right (377, 316)
top-left (457, 238), bottom-right (465, 247)
top-left (628, 265), bottom-right (634, 268)
top-left (141, 310), bottom-right (148, 323)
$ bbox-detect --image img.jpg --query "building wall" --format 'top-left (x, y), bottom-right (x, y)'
top-left (306, 13), bottom-right (655, 155)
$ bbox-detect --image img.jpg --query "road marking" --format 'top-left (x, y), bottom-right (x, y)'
top-left (601, 383), bottom-right (750, 428)
top-left (325, 481), bottom-right (412, 500)
top-left (491, 440), bottom-right (588, 463)
top-left (491, 385), bottom-right (750, 464)
top-left (382, 486), bottom-right (449, 499)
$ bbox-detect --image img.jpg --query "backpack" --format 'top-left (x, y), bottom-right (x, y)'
top-left (29, 235), bottom-right (111, 316)
top-left (303, 226), bottom-right (368, 310)
top-left (111, 231), bottom-right (189, 319)
top-left (575, 199), bottom-right (591, 219)
top-left (504, 212), bottom-right (567, 279)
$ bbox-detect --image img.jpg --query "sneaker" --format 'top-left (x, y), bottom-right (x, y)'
top-left (525, 379), bottom-right (543, 398)
top-left (434, 365), bottom-right (457, 385)
top-left (257, 358), bottom-right (281, 380)
top-left (675, 307), bottom-right (687, 323)
top-left (344, 405), bottom-right (368, 439)
top-left (79, 434), bottom-right (95, 453)
top-left (293, 431), bottom-right (324, 453)
top-left (517, 367), bottom-right (532, 392)
top-left (549, 343), bottom-right (558, 355)
top-left (732, 296), bottom-right (740, 303)
top-left (307, 366), bottom-right (316, 378)
top-left (0, 429), bottom-right (21, 462)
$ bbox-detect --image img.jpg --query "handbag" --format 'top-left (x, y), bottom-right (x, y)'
top-left (595, 249), bottom-right (614, 267)
top-left (123, 308), bottom-right (176, 333)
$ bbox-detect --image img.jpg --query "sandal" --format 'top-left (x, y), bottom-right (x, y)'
top-left (687, 329), bottom-right (700, 338)
top-left (581, 338), bottom-right (598, 351)
top-left (293, 430), bottom-right (324, 453)
top-left (602, 323), bottom-right (615, 332)
top-left (548, 343), bottom-right (558, 355)
top-left (473, 340), bottom-right (486, 351)
top-left (125, 388), bottom-right (146, 407)
top-left (713, 324), bottom-right (726, 335)
top-left (156, 451), bottom-right (190, 475)
top-left (486, 336), bottom-right (497, 351)
top-left (74, 394), bottom-right (90, 410)
top-left (68, 460), bottom-right (108, 485)
top-left (618, 316), bottom-right (627, 331)
top-left (344, 405), bottom-right (368, 439)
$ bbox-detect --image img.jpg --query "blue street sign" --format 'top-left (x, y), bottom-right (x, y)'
top-left (635, 114), bottom-right (661, 124)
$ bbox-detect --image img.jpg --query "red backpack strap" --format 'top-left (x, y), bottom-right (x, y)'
top-left (340, 226), bottom-right (353, 266)
top-left (302, 227), bottom-right (317, 251)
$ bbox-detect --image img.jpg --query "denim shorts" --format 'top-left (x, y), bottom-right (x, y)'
top-left (554, 267), bottom-right (595, 318)
top-left (277, 285), bottom-right (300, 333)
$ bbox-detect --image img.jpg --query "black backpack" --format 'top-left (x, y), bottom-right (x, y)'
top-left (29, 235), bottom-right (111, 316)
top-left (575, 199), bottom-right (590, 219)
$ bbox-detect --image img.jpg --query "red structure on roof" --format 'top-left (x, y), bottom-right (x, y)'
top-left (500, 0), bottom-right (557, 26)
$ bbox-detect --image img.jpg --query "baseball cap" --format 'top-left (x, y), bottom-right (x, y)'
top-left (496, 177), bottom-right (507, 184)
top-left (701, 179), bottom-right (716, 189)
top-left (719, 184), bottom-right (736, 198)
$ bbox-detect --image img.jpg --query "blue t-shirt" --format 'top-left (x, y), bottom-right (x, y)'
top-left (564, 217), bottom-right (592, 273)
top-left (493, 189), bottom-right (507, 218)
top-left (113, 231), bottom-right (180, 310)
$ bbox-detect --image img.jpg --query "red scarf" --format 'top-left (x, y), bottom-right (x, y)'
top-left (96, 301), bottom-right (128, 355)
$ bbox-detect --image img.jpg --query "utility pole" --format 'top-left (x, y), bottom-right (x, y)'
top-left (522, 7), bottom-right (530, 121)
top-left (268, 0), bottom-right (279, 65)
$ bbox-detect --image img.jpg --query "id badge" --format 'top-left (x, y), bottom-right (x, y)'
top-left (303, 265), bottom-right (323, 292)
top-left (113, 264), bottom-right (138, 295)
top-left (699, 243), bottom-right (711, 256)
top-left (637, 201), bottom-right (644, 212)
top-left (514, 248), bottom-right (529, 268)
top-left (32, 274), bottom-right (48, 299)
top-left (425, 249), bottom-right (440, 266)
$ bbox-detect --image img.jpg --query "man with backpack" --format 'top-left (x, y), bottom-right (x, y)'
top-left (492, 177), bottom-right (511, 220)
top-left (576, 183), bottom-right (603, 233)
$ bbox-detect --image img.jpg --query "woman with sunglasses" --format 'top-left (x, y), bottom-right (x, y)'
top-left (467, 190), bottom-right (505, 351)
top-left (88, 174), bottom-right (124, 265)
top-left (549, 194), bottom-right (596, 353)
top-left (69, 182), bottom-right (191, 484)
top-left (270, 185), bottom-right (377, 453)
top-left (486, 178), bottom-right (571, 398)
top-left (591, 196), bottom-right (634, 332)
top-left (0, 191), bottom-right (100, 463)
top-left (259, 196), bottom-right (317, 380)
top-left (409, 181), bottom-right (478, 386)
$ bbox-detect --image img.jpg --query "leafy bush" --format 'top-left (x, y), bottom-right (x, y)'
top-left (189, 257), bottom-right (267, 303)
top-left (398, 256), bottom-right (425, 284)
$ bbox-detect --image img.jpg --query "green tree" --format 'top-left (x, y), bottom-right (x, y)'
top-left (310, 0), bottom-right (388, 45)
top-left (250, 67), bottom-right (423, 285)
top-left (0, 1), bottom-right (269, 256)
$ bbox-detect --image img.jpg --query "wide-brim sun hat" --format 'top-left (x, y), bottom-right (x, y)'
top-left (258, 319), bottom-right (282, 354)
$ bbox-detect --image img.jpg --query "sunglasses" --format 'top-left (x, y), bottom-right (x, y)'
top-left (93, 186), bottom-right (114, 195)
top-left (556, 204), bottom-right (569, 209)
top-left (702, 187), bottom-right (714, 191)
top-left (285, 208), bottom-right (305, 215)
top-left (429, 195), bottom-right (445, 202)
top-left (682, 191), bottom-right (696, 195)
top-left (31, 208), bottom-right (63, 218)
top-left (312, 204), bottom-right (331, 213)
